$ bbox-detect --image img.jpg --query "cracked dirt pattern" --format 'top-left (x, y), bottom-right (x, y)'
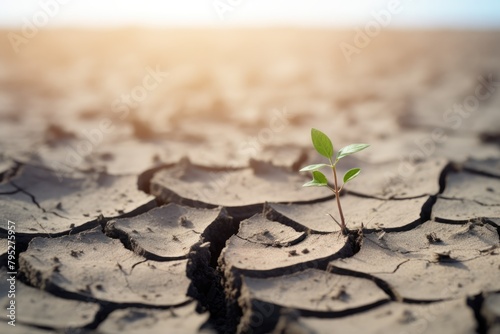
top-left (0, 29), bottom-right (500, 333)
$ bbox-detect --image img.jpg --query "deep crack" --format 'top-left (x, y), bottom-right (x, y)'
top-left (467, 293), bottom-right (488, 334)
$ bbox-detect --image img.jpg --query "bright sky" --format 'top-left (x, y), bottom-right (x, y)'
top-left (0, 0), bottom-right (499, 28)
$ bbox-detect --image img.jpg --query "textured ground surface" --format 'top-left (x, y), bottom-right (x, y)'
top-left (0, 29), bottom-right (500, 333)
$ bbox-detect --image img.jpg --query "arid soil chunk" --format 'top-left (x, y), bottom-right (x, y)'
top-left (433, 170), bottom-right (500, 222)
top-left (373, 254), bottom-right (500, 301)
top-left (98, 302), bottom-right (211, 334)
top-left (0, 164), bottom-right (155, 234)
top-left (346, 158), bottom-right (447, 199)
top-left (260, 145), bottom-right (306, 169)
top-left (89, 139), bottom-right (172, 175)
top-left (432, 198), bottom-right (500, 222)
top-left (237, 269), bottom-right (389, 333)
top-left (105, 203), bottom-right (224, 260)
top-left (266, 195), bottom-right (428, 233)
top-left (441, 171), bottom-right (500, 205)
top-left (220, 217), bottom-right (350, 276)
top-left (332, 221), bottom-right (500, 301)
top-left (266, 201), bottom-right (341, 233)
top-left (241, 269), bottom-right (388, 313)
top-left (238, 214), bottom-right (305, 246)
top-left (0, 191), bottom-right (85, 234)
top-left (12, 165), bottom-right (155, 218)
top-left (365, 220), bottom-right (499, 261)
top-left (150, 159), bottom-right (331, 208)
top-left (331, 238), bottom-right (409, 274)
top-left (19, 228), bottom-right (191, 306)
top-left (0, 270), bottom-right (99, 329)
top-left (296, 299), bottom-right (476, 334)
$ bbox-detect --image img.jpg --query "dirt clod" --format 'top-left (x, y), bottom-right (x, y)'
top-left (426, 232), bottom-right (442, 244)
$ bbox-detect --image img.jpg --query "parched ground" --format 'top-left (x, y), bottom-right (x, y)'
top-left (0, 29), bottom-right (499, 334)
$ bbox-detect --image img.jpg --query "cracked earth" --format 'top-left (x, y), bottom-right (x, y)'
top-left (1, 30), bottom-right (500, 333)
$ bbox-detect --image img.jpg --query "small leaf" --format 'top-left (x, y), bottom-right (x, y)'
top-left (302, 180), bottom-right (322, 187)
top-left (337, 144), bottom-right (370, 160)
top-left (311, 128), bottom-right (334, 159)
top-left (299, 164), bottom-right (330, 172)
top-left (312, 170), bottom-right (328, 184)
top-left (343, 168), bottom-right (361, 184)
top-left (303, 170), bottom-right (328, 187)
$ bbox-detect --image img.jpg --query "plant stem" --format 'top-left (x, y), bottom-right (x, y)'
top-left (330, 162), bottom-right (347, 234)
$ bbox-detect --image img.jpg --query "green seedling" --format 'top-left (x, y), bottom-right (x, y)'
top-left (300, 128), bottom-right (369, 235)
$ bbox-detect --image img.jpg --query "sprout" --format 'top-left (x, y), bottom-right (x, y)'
top-left (300, 128), bottom-right (369, 235)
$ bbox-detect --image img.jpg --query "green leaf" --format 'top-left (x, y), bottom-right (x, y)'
top-left (299, 163), bottom-right (330, 172)
top-left (343, 168), bottom-right (361, 184)
top-left (311, 128), bottom-right (334, 159)
top-left (303, 170), bottom-right (328, 187)
top-left (312, 170), bottom-right (328, 184)
top-left (337, 144), bottom-right (370, 160)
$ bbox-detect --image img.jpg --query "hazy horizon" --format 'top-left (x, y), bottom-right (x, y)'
top-left (1, 0), bottom-right (500, 29)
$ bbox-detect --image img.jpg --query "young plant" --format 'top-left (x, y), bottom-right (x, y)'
top-left (300, 128), bottom-right (369, 235)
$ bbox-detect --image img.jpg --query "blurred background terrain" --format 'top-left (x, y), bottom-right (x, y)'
top-left (1, 28), bottom-right (499, 176)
